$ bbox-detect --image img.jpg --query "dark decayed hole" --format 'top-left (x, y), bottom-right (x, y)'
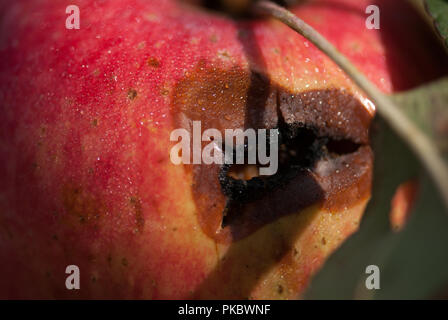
top-left (326, 139), bottom-right (360, 155)
top-left (219, 122), bottom-right (361, 228)
top-left (170, 59), bottom-right (372, 239)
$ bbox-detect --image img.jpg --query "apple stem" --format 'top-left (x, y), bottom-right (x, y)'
top-left (253, 0), bottom-right (448, 211)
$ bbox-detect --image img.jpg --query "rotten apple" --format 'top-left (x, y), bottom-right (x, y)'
top-left (0, 0), bottom-right (446, 299)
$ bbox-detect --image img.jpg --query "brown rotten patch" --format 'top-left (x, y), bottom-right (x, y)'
top-left (171, 63), bottom-right (372, 243)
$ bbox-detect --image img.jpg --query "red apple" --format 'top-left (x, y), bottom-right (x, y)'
top-left (0, 0), bottom-right (446, 299)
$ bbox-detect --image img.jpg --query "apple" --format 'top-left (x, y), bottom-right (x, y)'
top-left (0, 0), bottom-right (446, 299)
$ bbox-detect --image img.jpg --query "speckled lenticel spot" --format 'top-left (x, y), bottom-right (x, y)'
top-left (130, 196), bottom-right (145, 233)
top-left (121, 258), bottom-right (128, 267)
top-left (147, 57), bottom-right (160, 68)
top-left (127, 88), bottom-right (137, 100)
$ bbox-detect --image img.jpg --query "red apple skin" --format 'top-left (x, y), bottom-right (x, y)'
top-left (0, 0), bottom-right (446, 299)
top-left (390, 180), bottom-right (419, 231)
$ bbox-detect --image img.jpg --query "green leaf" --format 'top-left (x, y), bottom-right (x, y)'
top-left (392, 78), bottom-right (448, 159)
top-left (304, 79), bottom-right (448, 299)
top-left (425, 0), bottom-right (448, 48)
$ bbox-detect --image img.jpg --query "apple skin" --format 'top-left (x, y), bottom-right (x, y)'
top-left (0, 0), bottom-right (446, 299)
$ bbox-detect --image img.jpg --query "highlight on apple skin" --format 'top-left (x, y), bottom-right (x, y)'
top-left (0, 0), bottom-right (447, 299)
